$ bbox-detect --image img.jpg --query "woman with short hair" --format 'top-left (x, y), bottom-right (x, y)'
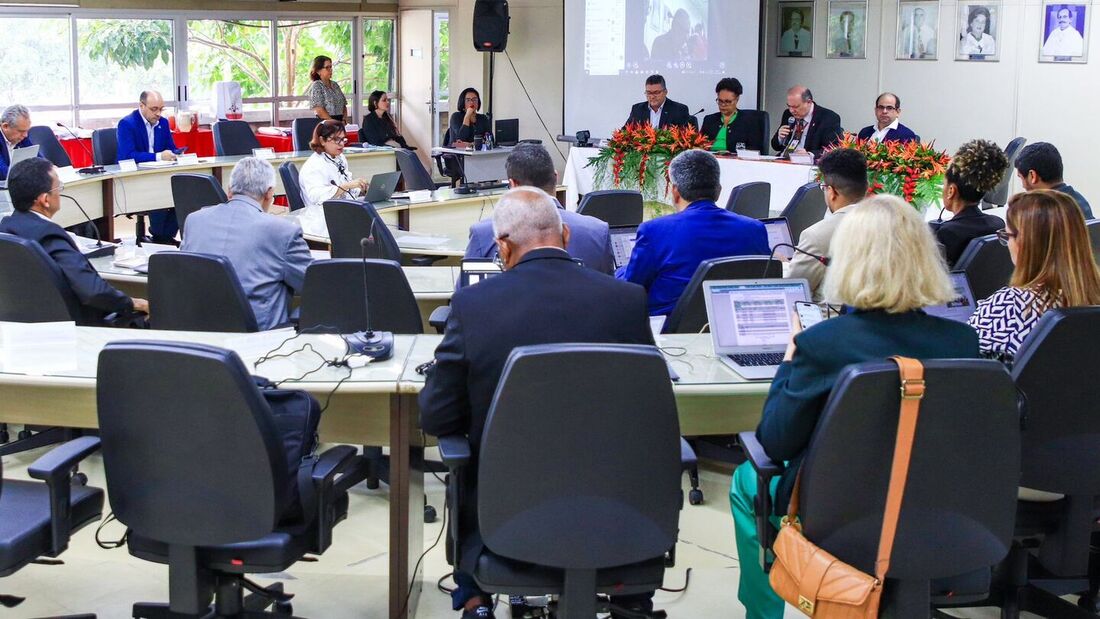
top-left (447, 87), bottom-right (491, 147)
top-left (699, 77), bottom-right (766, 153)
top-left (297, 120), bottom-right (368, 208)
top-left (307, 55), bottom-right (348, 121)
top-left (935, 139), bottom-right (1008, 266)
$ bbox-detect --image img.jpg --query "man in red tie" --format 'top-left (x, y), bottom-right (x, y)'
top-left (770, 85), bottom-right (844, 161)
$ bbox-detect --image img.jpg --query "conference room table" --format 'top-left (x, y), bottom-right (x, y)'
top-left (0, 324), bottom-right (765, 618)
top-left (60, 129), bottom-right (218, 168)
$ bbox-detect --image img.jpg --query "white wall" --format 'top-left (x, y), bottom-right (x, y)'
top-left (762, 0), bottom-right (1100, 201)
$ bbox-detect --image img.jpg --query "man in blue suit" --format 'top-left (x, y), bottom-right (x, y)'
top-left (0, 158), bottom-right (148, 323)
top-left (617, 149), bottom-right (771, 315)
top-left (117, 90), bottom-right (180, 243)
top-left (0, 104), bottom-right (39, 180)
top-left (856, 92), bottom-right (920, 144)
top-left (465, 144), bottom-right (614, 274)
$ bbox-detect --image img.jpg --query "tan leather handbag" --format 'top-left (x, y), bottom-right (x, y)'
top-left (768, 356), bottom-right (926, 618)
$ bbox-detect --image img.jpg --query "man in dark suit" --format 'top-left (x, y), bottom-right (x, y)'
top-left (1014, 141), bottom-right (1093, 219)
top-left (465, 144), bottom-right (614, 274)
top-left (769, 85), bottom-right (844, 160)
top-left (856, 92), bottom-right (920, 144)
top-left (117, 90), bottom-right (180, 244)
top-left (0, 158), bottom-right (148, 323)
top-left (625, 74), bottom-right (695, 129)
top-left (617, 149), bottom-right (770, 315)
top-left (421, 187), bottom-right (656, 619)
top-left (0, 104), bottom-right (39, 180)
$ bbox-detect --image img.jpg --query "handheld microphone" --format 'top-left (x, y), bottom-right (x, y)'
top-left (763, 243), bottom-right (829, 278)
top-left (778, 117), bottom-right (800, 160)
top-left (61, 193), bottom-right (115, 258)
top-left (341, 228), bottom-right (393, 361)
top-left (55, 123), bottom-right (105, 175)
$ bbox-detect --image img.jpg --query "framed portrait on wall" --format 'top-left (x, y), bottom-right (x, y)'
top-left (1040, 2), bottom-right (1090, 63)
top-left (897, 1), bottom-right (940, 60)
top-left (827, 0), bottom-right (868, 58)
top-left (778, 1), bottom-right (814, 57)
top-left (956, 2), bottom-right (1002, 61)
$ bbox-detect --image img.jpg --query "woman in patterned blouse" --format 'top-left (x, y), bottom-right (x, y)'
top-left (307, 55), bottom-right (347, 122)
top-left (968, 190), bottom-right (1100, 364)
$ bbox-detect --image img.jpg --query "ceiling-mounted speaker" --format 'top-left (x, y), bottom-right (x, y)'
top-left (473, 0), bottom-right (509, 52)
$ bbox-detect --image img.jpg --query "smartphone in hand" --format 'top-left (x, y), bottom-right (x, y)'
top-left (794, 301), bottom-right (824, 330)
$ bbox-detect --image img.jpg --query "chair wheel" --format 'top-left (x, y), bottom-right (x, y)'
top-left (72, 472), bottom-right (88, 486)
top-left (688, 489), bottom-right (704, 505)
top-left (273, 600), bottom-right (293, 615)
top-left (17, 430), bottom-right (31, 440)
top-left (366, 477), bottom-right (380, 490)
top-left (424, 504), bottom-right (437, 523)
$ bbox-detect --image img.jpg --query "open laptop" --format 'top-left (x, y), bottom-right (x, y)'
top-left (11, 144), bottom-right (39, 168)
top-left (362, 171), bottom-right (402, 202)
top-left (609, 224), bottom-right (639, 269)
top-left (761, 217), bottom-right (794, 260)
top-left (494, 119), bottom-right (519, 147)
top-left (924, 271), bottom-right (977, 323)
top-left (702, 278), bottom-right (812, 379)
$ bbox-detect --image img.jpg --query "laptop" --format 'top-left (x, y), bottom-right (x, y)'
top-left (11, 144), bottom-right (39, 167)
top-left (460, 258), bottom-right (503, 288)
top-left (924, 271), bottom-right (977, 323)
top-left (761, 217), bottom-right (794, 260)
top-left (610, 225), bottom-right (639, 269)
top-left (702, 278), bottom-right (812, 379)
top-left (362, 171), bottom-right (403, 203)
top-left (494, 119), bottom-right (519, 147)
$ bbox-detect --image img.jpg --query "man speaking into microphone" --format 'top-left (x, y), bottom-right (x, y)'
top-left (770, 85), bottom-right (844, 161)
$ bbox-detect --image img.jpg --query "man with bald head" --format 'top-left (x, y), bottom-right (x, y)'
top-left (117, 90), bottom-right (180, 242)
top-left (770, 85), bottom-right (844, 160)
top-left (420, 186), bottom-right (657, 619)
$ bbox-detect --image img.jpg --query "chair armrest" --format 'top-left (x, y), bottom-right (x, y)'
top-left (411, 255), bottom-right (441, 267)
top-left (738, 432), bottom-right (784, 573)
top-left (438, 435), bottom-right (471, 471)
top-left (302, 445), bottom-right (369, 554)
top-left (738, 432), bottom-right (783, 480)
top-left (680, 437), bottom-right (698, 472)
top-left (436, 435), bottom-right (470, 570)
top-left (429, 306), bottom-right (451, 334)
top-left (27, 436), bottom-right (101, 556)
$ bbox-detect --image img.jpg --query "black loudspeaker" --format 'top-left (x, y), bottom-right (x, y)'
top-left (473, 0), bottom-right (509, 52)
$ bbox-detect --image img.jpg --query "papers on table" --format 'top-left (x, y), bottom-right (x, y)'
top-left (137, 160), bottom-right (178, 169)
top-left (0, 321), bottom-right (77, 374)
top-left (258, 126), bottom-right (291, 137)
top-left (405, 190), bottom-right (434, 203)
top-left (111, 242), bottom-right (179, 272)
top-left (395, 234), bottom-right (450, 249)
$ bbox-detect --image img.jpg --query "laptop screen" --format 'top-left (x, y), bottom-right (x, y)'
top-left (705, 279), bottom-right (811, 351)
top-left (924, 272), bottom-right (977, 323)
top-left (495, 119), bottom-right (519, 145)
top-left (761, 217), bottom-right (794, 260)
top-left (610, 225), bottom-right (639, 269)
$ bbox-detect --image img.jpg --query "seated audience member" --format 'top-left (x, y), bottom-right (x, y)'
top-left (361, 90), bottom-right (410, 149)
top-left (770, 85), bottom-right (844, 160)
top-left (298, 120), bottom-right (369, 209)
top-left (420, 187), bottom-right (656, 619)
top-left (448, 87), bottom-right (492, 147)
top-left (1013, 142), bottom-right (1093, 219)
top-left (788, 148), bottom-right (868, 301)
top-left (466, 144), bottom-right (614, 274)
top-left (729, 194), bottom-right (979, 619)
top-left (181, 157), bottom-right (311, 331)
top-left (969, 190), bottom-right (1100, 365)
top-left (617, 149), bottom-right (770, 315)
top-left (701, 77), bottom-right (766, 153)
top-left (856, 92), bottom-right (920, 143)
top-left (117, 90), bottom-right (180, 244)
top-left (0, 158), bottom-right (148, 323)
top-left (934, 139), bottom-right (1007, 266)
top-left (625, 74), bottom-right (695, 129)
top-left (0, 104), bottom-right (38, 180)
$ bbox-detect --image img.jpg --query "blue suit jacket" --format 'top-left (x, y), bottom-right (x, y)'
top-left (757, 309), bottom-right (979, 515)
top-left (0, 210), bottom-right (132, 323)
top-left (857, 123), bottom-right (920, 143)
top-left (465, 201), bottom-right (615, 275)
top-left (616, 200), bottom-right (771, 315)
top-left (116, 109), bottom-right (177, 163)
top-left (0, 135), bottom-right (37, 180)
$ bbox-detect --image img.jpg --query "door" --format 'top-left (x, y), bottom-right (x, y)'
top-left (399, 9), bottom-right (435, 171)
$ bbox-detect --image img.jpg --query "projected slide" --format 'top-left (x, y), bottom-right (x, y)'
top-left (585, 0), bottom-right (722, 76)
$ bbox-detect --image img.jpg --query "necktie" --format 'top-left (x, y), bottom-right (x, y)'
top-left (794, 34), bottom-right (800, 50)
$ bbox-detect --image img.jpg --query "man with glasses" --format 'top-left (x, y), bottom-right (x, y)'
top-left (857, 93), bottom-right (920, 144)
top-left (770, 85), bottom-right (843, 160)
top-left (0, 104), bottom-right (39, 180)
top-left (117, 90), bottom-right (180, 244)
top-left (0, 158), bottom-right (148, 322)
top-left (625, 74), bottom-right (694, 129)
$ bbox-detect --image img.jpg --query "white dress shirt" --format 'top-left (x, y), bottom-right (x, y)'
top-left (649, 104), bottom-right (664, 128)
top-left (961, 32), bottom-right (996, 55)
top-left (1042, 26), bottom-right (1084, 56)
top-left (298, 151), bottom-right (359, 209)
top-left (870, 119), bottom-right (900, 143)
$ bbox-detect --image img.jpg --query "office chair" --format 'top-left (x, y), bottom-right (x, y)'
top-left (983, 137), bottom-right (1026, 208)
top-left (438, 344), bottom-right (686, 618)
top-left (577, 190), bottom-right (644, 226)
top-left (322, 199), bottom-right (437, 266)
top-left (739, 109), bottom-right (772, 156)
top-left (778, 182), bottom-right (827, 244)
top-left (663, 256), bottom-right (782, 335)
top-left (1087, 219), bottom-right (1100, 264)
top-left (278, 161), bottom-right (307, 212)
top-left (148, 252), bottom-right (259, 332)
top-left (0, 435), bottom-right (103, 615)
top-left (213, 120), bottom-right (261, 157)
top-left (298, 259), bottom-right (423, 335)
top-left (28, 126), bottom-right (72, 168)
top-left (394, 148), bottom-right (443, 191)
top-left (435, 129), bottom-right (464, 186)
top-left (91, 128), bottom-right (117, 166)
top-left (724, 181), bottom-right (771, 219)
top-left (954, 234), bottom-right (1013, 301)
top-left (291, 117), bottom-right (321, 152)
top-left (171, 173), bottom-right (228, 234)
top-left (96, 341), bottom-right (369, 618)
top-left (741, 359), bottom-right (1020, 617)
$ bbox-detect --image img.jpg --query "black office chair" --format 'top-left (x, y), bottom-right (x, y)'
top-left (724, 181), bottom-right (771, 219)
top-left (438, 344), bottom-right (684, 618)
top-left (663, 256), bottom-right (782, 335)
top-left (278, 161), bottom-right (307, 212)
top-left (954, 234), bottom-right (1013, 301)
top-left (394, 148), bottom-right (443, 191)
top-left (435, 129), bottom-right (464, 186)
top-left (740, 109), bottom-right (772, 156)
top-left (1087, 219), bottom-right (1100, 264)
top-left (291, 117), bottom-right (321, 152)
top-left (983, 137), bottom-right (1026, 208)
top-left (0, 436), bottom-right (103, 615)
top-left (322, 199), bottom-right (401, 261)
top-left (741, 359), bottom-right (1020, 617)
top-left (213, 120), bottom-right (261, 157)
top-left (577, 190), bottom-right (644, 226)
top-left (298, 259), bottom-right (423, 335)
top-left (96, 341), bottom-right (369, 618)
top-left (28, 126), bottom-right (72, 168)
top-left (171, 173), bottom-right (228, 234)
top-left (91, 128), bottom-right (117, 166)
top-left (779, 182), bottom-right (826, 244)
top-left (148, 252), bottom-right (259, 332)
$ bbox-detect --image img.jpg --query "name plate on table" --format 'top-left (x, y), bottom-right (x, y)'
top-left (0, 321), bottom-right (77, 374)
top-left (252, 147), bottom-right (276, 160)
top-left (118, 159), bottom-right (138, 172)
top-left (177, 153), bottom-right (199, 165)
top-left (789, 152), bottom-right (815, 165)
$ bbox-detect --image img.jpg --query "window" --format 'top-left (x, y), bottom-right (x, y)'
top-left (277, 19), bottom-right (352, 119)
top-left (76, 18), bottom-right (175, 127)
top-left (187, 19), bottom-right (272, 122)
top-left (363, 18), bottom-right (395, 95)
top-left (0, 17), bottom-right (72, 125)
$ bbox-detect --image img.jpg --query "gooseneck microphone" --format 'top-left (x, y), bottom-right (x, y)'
top-left (55, 122), bottom-right (105, 175)
top-left (763, 243), bottom-right (829, 278)
top-left (341, 229), bottom-right (393, 361)
top-left (60, 193), bottom-right (115, 258)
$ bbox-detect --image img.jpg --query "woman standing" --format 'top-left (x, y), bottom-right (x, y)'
top-left (307, 55), bottom-right (348, 121)
top-left (361, 90), bottom-right (410, 149)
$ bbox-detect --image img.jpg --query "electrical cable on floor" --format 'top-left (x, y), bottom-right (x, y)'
top-left (658, 567), bottom-right (692, 593)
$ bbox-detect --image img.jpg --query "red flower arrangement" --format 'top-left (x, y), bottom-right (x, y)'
top-left (824, 133), bottom-right (951, 209)
top-left (587, 122), bottom-right (712, 203)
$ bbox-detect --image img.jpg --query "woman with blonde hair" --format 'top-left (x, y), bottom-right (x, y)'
top-left (969, 189), bottom-right (1100, 365)
top-left (729, 194), bottom-right (981, 619)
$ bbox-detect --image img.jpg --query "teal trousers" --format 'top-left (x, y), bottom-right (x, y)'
top-left (729, 461), bottom-right (786, 619)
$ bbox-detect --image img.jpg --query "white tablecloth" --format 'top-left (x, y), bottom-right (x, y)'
top-left (563, 146), bottom-right (817, 214)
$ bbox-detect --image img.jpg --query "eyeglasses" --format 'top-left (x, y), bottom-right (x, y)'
top-left (464, 96), bottom-right (479, 103)
top-left (995, 228), bottom-right (1017, 246)
top-left (819, 182), bottom-right (831, 192)
top-left (716, 98), bottom-right (737, 105)
top-left (327, 136), bottom-right (349, 145)
top-left (145, 106), bottom-right (165, 113)
top-left (645, 89), bottom-right (666, 96)
top-left (875, 105), bottom-right (899, 112)
top-left (322, 64), bottom-right (333, 70)
top-left (48, 182), bottom-right (64, 194)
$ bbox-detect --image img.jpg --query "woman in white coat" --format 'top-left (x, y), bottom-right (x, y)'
top-left (298, 120), bottom-right (369, 209)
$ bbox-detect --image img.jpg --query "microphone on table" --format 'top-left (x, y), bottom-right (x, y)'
top-left (341, 226), bottom-right (393, 361)
top-left (55, 122), bottom-right (105, 175)
top-left (61, 193), bottom-right (115, 258)
top-left (763, 243), bottom-right (829, 278)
